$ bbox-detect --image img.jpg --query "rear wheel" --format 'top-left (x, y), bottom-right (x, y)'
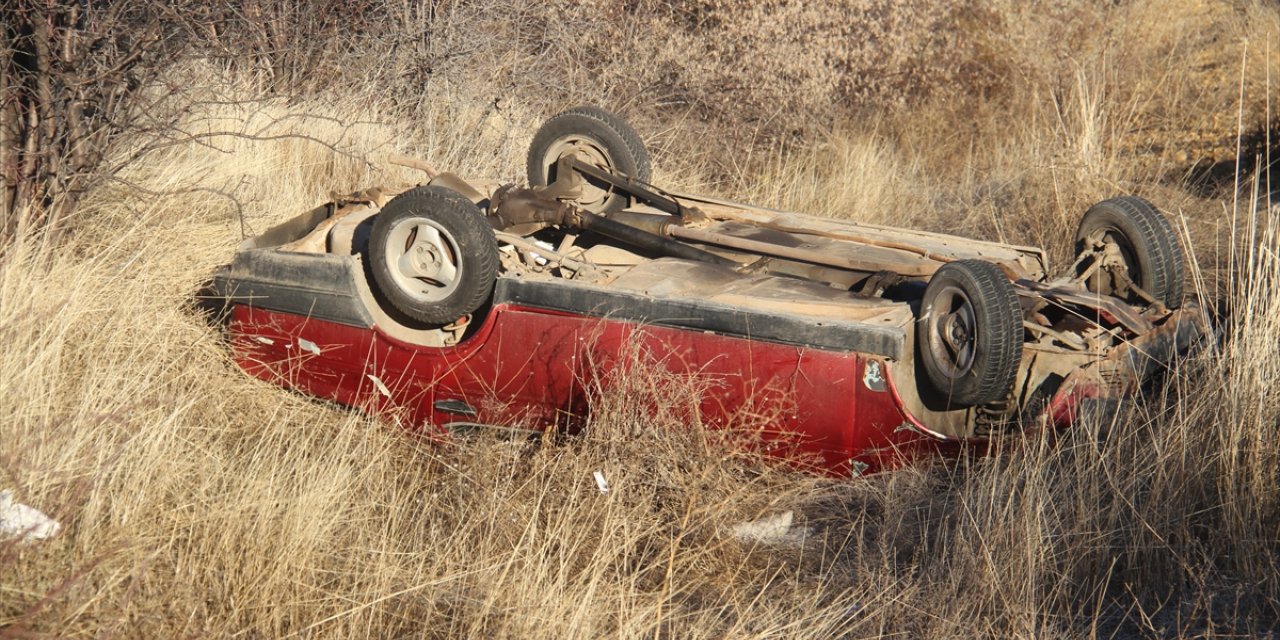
top-left (369, 186), bottom-right (498, 326)
top-left (1075, 196), bottom-right (1185, 309)
top-left (918, 260), bottom-right (1023, 408)
top-left (526, 106), bottom-right (651, 214)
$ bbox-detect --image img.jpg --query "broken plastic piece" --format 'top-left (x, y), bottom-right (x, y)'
top-left (366, 374), bottom-right (391, 397)
top-left (0, 489), bottom-right (61, 543)
top-left (297, 338), bottom-right (321, 356)
top-left (729, 510), bottom-right (808, 547)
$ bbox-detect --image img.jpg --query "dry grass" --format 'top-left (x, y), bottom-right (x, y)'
top-left (3, 1), bottom-right (1280, 637)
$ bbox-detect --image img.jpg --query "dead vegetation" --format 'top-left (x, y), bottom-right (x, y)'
top-left (2, 0), bottom-right (1280, 637)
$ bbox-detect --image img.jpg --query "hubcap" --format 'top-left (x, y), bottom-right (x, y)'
top-left (383, 217), bottom-right (461, 303)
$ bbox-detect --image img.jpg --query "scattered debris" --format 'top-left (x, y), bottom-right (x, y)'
top-left (592, 470), bottom-right (610, 494)
top-left (297, 337), bottom-right (321, 356)
top-left (366, 373), bottom-right (391, 397)
top-left (862, 360), bottom-right (885, 391)
top-left (0, 489), bottom-right (61, 543)
top-left (729, 510), bottom-right (809, 547)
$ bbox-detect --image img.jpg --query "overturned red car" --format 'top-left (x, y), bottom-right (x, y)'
top-left (210, 106), bottom-right (1206, 475)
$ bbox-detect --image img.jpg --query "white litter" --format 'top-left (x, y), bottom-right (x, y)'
top-left (0, 489), bottom-right (61, 542)
top-left (297, 338), bottom-right (321, 355)
top-left (729, 510), bottom-right (809, 547)
top-left (592, 470), bottom-right (610, 494)
top-left (528, 239), bottom-right (556, 266)
top-left (366, 373), bottom-right (391, 397)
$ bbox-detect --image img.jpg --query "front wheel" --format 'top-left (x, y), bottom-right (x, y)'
top-left (917, 260), bottom-right (1024, 408)
top-left (368, 186), bottom-right (499, 326)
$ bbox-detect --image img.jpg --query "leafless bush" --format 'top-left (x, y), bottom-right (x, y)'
top-left (0, 1), bottom-right (188, 237)
top-left (0, 2), bottom-right (458, 239)
top-left (0, 0), bottom-right (388, 238)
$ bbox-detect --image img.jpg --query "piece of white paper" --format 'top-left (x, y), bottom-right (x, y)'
top-left (0, 490), bottom-right (62, 542)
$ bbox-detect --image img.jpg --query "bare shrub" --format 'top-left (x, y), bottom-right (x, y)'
top-left (0, 0), bottom-right (189, 237)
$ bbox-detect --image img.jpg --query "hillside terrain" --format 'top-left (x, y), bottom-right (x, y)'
top-left (2, 0), bottom-right (1280, 637)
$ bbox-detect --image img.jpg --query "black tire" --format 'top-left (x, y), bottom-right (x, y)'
top-left (368, 186), bottom-right (498, 326)
top-left (526, 106), bottom-right (651, 214)
top-left (1075, 196), bottom-right (1185, 309)
top-left (917, 260), bottom-right (1024, 408)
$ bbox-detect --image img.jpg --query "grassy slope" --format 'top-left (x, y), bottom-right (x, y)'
top-left (3, 1), bottom-right (1280, 637)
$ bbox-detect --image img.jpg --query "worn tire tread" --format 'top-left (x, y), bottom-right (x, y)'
top-left (526, 106), bottom-right (651, 212)
top-left (918, 259), bottom-right (1023, 408)
top-left (558, 106), bottom-right (651, 182)
top-left (1077, 196), bottom-right (1185, 308)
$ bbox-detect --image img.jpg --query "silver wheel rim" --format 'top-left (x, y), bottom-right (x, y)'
top-left (924, 284), bottom-right (978, 381)
top-left (541, 136), bottom-right (615, 209)
top-left (382, 216), bottom-right (462, 303)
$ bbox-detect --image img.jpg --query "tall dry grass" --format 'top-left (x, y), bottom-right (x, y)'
top-left (0, 82), bottom-right (862, 638)
top-left (2, 0), bottom-right (1280, 637)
